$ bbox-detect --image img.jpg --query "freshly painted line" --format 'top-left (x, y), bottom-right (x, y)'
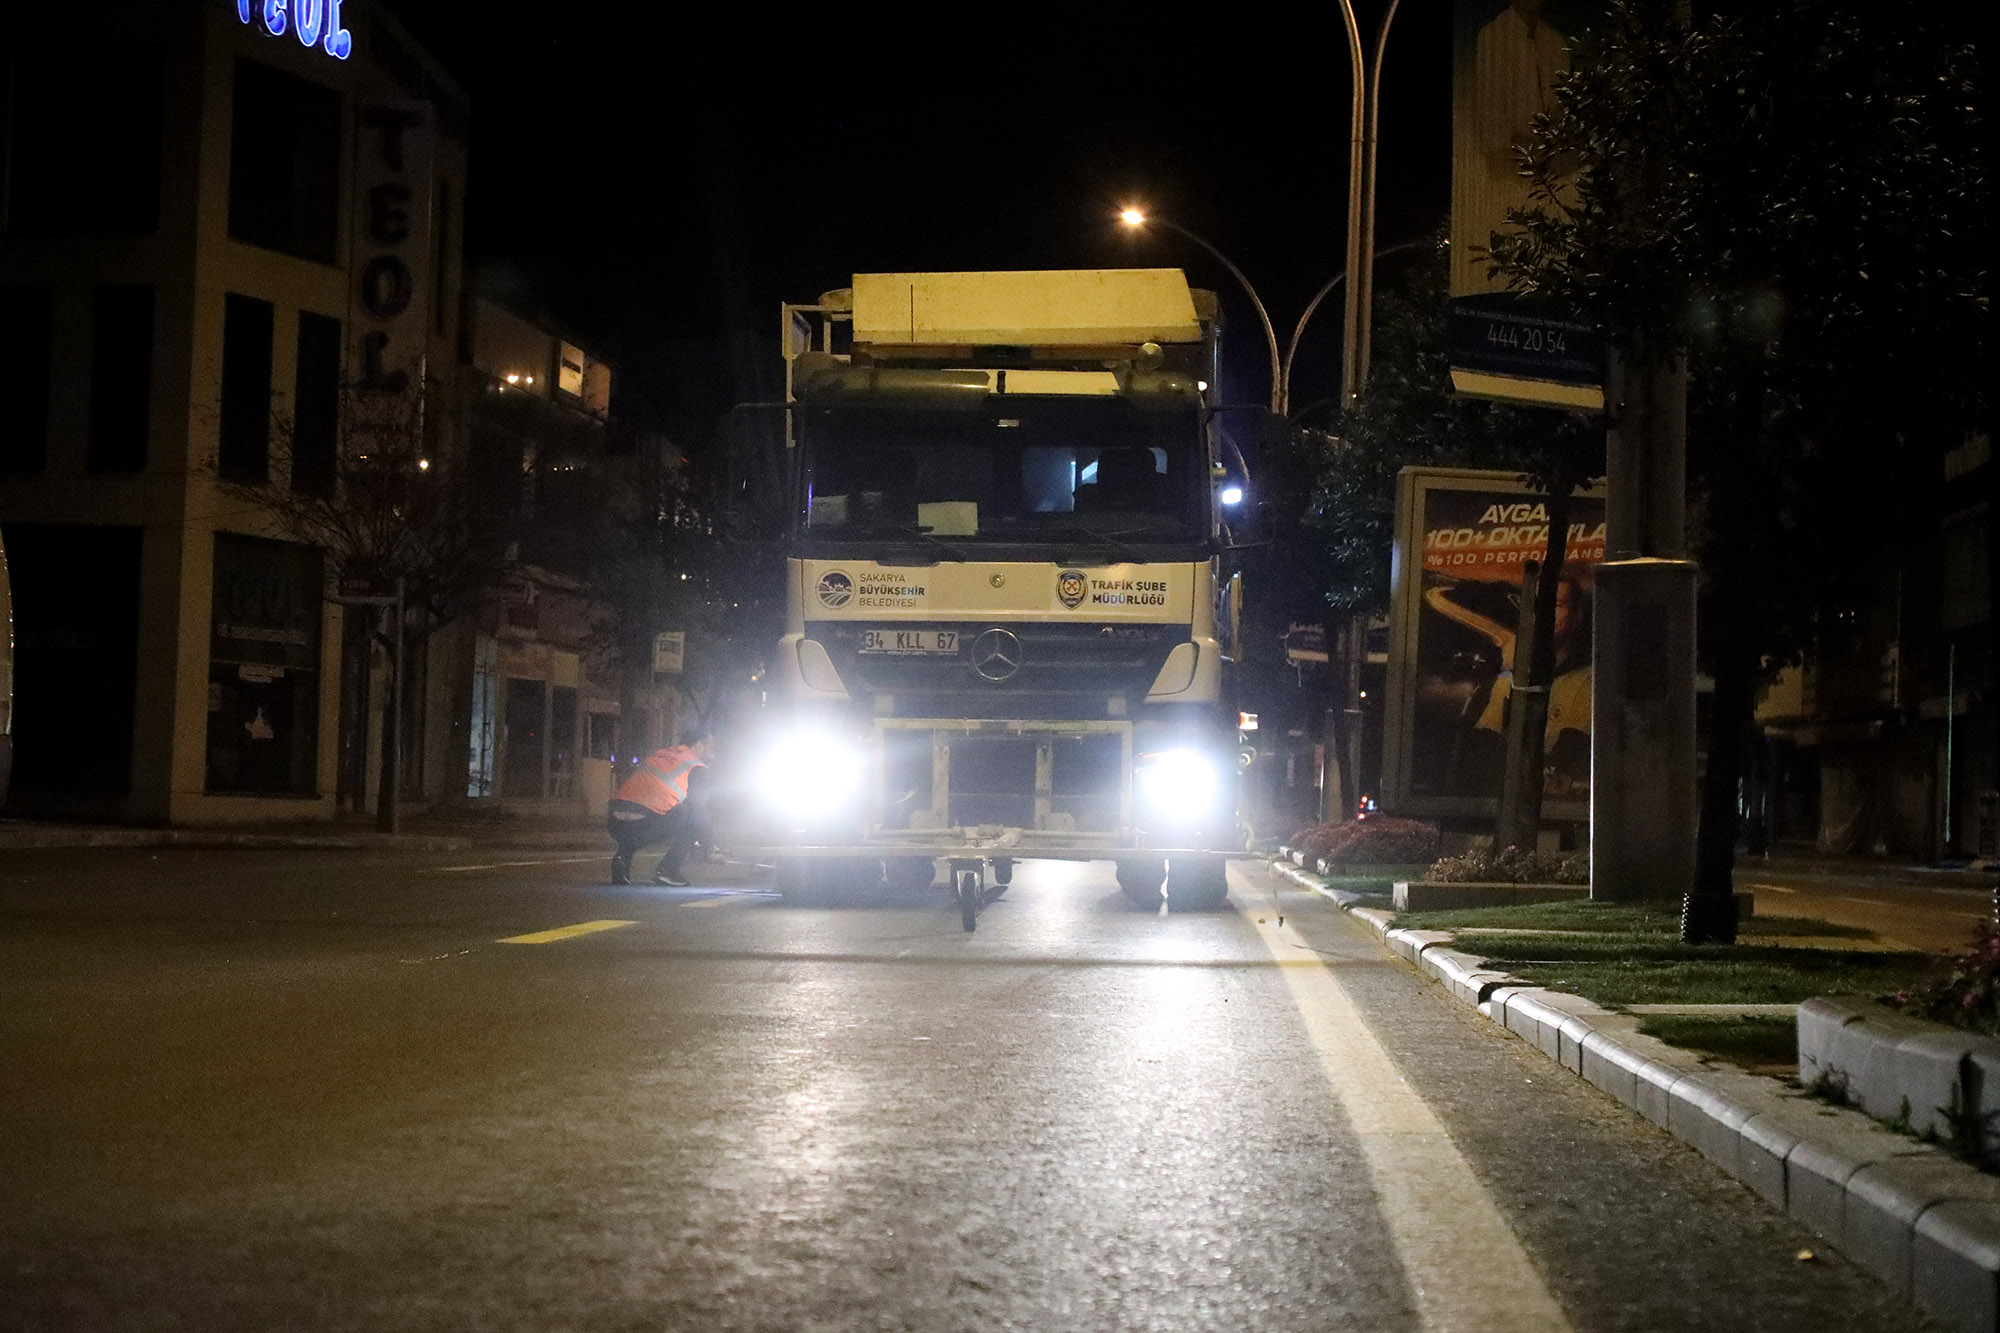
top-left (498, 919), bottom-right (636, 945)
top-left (426, 856), bottom-right (605, 874)
top-left (1242, 886), bottom-right (1572, 1332)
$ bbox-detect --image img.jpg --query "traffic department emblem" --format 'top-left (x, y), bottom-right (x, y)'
top-left (1056, 569), bottom-right (1087, 609)
top-left (816, 570), bottom-right (854, 609)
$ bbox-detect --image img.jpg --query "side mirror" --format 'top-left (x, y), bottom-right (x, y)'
top-left (1221, 499), bottom-right (1275, 550)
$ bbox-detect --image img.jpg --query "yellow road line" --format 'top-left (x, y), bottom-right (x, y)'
top-left (1242, 884), bottom-right (1572, 1333)
top-left (498, 919), bottom-right (636, 945)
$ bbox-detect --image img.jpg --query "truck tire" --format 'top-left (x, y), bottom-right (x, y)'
top-left (1115, 857), bottom-right (1167, 908)
top-left (1165, 855), bottom-right (1229, 911)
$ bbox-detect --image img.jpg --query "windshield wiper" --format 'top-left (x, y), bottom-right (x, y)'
top-left (831, 522), bottom-right (974, 560)
top-left (1042, 523), bottom-right (1151, 562)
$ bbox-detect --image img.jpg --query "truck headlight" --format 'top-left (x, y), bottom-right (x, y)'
top-left (1136, 747), bottom-right (1222, 823)
top-left (755, 729), bottom-right (868, 818)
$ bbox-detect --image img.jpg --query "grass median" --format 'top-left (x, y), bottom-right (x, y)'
top-left (1392, 898), bottom-right (1935, 1071)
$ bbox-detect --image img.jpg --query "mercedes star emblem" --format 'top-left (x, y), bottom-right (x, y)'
top-left (970, 628), bottom-right (1023, 682)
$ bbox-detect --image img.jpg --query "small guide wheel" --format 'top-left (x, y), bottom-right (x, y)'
top-left (956, 869), bottom-right (980, 931)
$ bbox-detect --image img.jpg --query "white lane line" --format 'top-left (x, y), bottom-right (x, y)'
top-left (1838, 896), bottom-right (1892, 908)
top-left (423, 856), bottom-right (605, 874)
top-left (1243, 895), bottom-right (1571, 1332)
top-left (1743, 883), bottom-right (1796, 894)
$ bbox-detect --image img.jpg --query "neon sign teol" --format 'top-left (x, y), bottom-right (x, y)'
top-left (237, 0), bottom-right (353, 61)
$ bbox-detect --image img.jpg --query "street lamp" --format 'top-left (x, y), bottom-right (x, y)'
top-left (1119, 209), bottom-right (1283, 416)
top-left (1335, 0), bottom-right (1405, 402)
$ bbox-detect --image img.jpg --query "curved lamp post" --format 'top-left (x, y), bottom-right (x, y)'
top-left (1281, 237), bottom-right (1437, 419)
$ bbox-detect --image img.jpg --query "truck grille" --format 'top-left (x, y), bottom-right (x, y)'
top-left (877, 726), bottom-right (1126, 834)
top-left (814, 622), bottom-right (1185, 704)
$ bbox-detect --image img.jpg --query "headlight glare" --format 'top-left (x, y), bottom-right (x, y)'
top-left (756, 730), bottom-right (867, 817)
top-left (1137, 747), bottom-right (1221, 823)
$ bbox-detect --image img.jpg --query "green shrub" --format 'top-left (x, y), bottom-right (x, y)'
top-left (1427, 844), bottom-right (1589, 885)
top-left (1289, 817), bottom-right (1440, 867)
top-left (1886, 922), bottom-right (2000, 1036)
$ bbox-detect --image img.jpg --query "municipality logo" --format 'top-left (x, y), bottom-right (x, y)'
top-left (816, 570), bottom-right (854, 609)
top-left (1056, 569), bottom-right (1087, 609)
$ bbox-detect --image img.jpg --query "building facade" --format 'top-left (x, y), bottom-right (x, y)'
top-left (0, 0), bottom-right (466, 823)
top-left (451, 297), bottom-right (683, 817)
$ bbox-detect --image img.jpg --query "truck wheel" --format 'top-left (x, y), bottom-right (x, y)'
top-left (1165, 856), bottom-right (1229, 911)
top-left (1115, 857), bottom-right (1167, 908)
top-left (992, 857), bottom-right (1013, 886)
top-left (884, 857), bottom-right (937, 890)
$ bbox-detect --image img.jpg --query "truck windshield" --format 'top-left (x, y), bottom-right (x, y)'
top-left (797, 397), bottom-right (1204, 545)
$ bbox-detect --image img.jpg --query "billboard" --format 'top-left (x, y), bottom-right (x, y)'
top-left (1449, 0), bottom-right (1604, 409)
top-left (1382, 467), bottom-right (1605, 821)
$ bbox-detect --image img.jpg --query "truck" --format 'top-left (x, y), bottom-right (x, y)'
top-left (738, 269), bottom-right (1254, 929)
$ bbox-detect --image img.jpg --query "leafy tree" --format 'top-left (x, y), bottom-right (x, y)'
top-left (1304, 236), bottom-right (1600, 839)
top-left (583, 441), bottom-right (777, 770)
top-left (1489, 0), bottom-right (1986, 927)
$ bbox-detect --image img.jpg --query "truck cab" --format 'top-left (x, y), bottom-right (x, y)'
top-left (740, 270), bottom-right (1252, 926)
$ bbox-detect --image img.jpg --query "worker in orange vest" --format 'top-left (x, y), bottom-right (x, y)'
top-left (607, 730), bottom-right (716, 886)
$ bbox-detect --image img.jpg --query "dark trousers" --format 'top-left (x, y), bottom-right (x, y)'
top-left (607, 798), bottom-right (701, 881)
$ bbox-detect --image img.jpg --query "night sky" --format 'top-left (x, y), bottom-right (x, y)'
top-left (390, 5), bottom-right (1453, 451)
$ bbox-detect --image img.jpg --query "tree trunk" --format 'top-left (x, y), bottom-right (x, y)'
top-left (1685, 370), bottom-right (1767, 944)
top-left (1497, 471), bottom-right (1578, 849)
top-left (1693, 562), bottom-right (1757, 906)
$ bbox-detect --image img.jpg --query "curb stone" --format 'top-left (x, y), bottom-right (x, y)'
top-left (1267, 855), bottom-right (2000, 1333)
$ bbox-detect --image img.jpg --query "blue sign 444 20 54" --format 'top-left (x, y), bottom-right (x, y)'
top-left (238, 0), bottom-right (352, 61)
top-left (1447, 295), bottom-right (1604, 389)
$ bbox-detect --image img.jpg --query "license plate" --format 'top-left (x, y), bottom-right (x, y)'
top-left (859, 630), bottom-right (959, 655)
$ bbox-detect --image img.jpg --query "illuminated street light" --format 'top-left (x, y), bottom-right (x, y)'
top-left (1119, 208), bottom-right (1283, 417)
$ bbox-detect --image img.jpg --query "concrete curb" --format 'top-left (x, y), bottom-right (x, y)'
top-left (1268, 855), bottom-right (2000, 1333)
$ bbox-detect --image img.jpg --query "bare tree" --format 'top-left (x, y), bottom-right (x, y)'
top-left (254, 380), bottom-right (502, 826)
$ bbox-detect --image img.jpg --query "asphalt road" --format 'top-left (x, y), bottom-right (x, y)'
top-left (0, 846), bottom-right (1941, 1331)
top-left (1741, 857), bottom-right (1995, 953)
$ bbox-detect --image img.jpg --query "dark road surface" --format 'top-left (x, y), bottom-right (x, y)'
top-left (0, 847), bottom-right (1939, 1331)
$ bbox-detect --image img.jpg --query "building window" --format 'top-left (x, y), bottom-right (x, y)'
top-left (87, 286), bottom-right (154, 473)
top-left (467, 635), bottom-right (498, 797)
top-left (292, 312), bottom-right (341, 495)
top-left (219, 293), bottom-right (274, 484)
top-left (0, 287), bottom-right (53, 473)
top-left (227, 58), bottom-right (340, 264)
top-left (0, 522), bottom-right (143, 798)
top-left (207, 533), bottom-right (322, 795)
top-left (4, 47), bottom-right (162, 236)
top-left (502, 678), bottom-right (546, 798)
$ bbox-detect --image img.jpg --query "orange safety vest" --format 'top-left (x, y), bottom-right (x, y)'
top-left (614, 746), bottom-right (706, 815)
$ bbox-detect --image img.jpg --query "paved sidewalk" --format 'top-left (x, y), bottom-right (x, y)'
top-left (1268, 856), bottom-right (2000, 1333)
